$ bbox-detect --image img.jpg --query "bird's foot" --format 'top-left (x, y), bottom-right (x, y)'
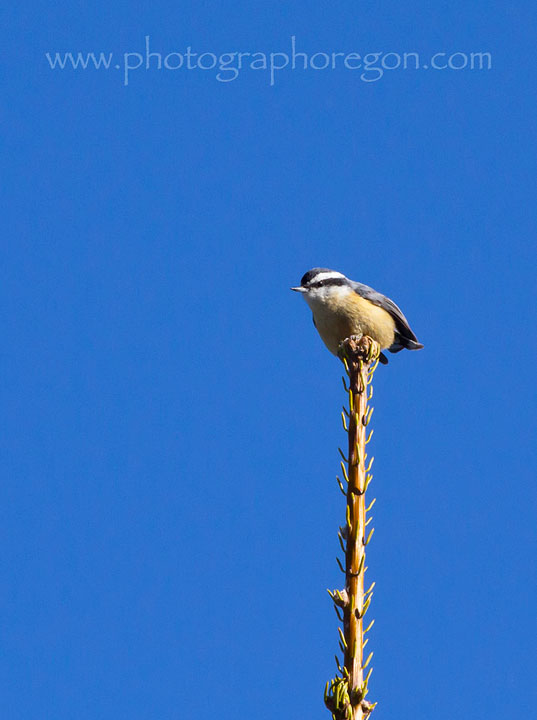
top-left (337, 334), bottom-right (363, 360)
top-left (338, 335), bottom-right (381, 367)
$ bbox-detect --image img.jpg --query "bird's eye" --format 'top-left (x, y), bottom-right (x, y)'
top-left (318, 280), bottom-right (324, 287)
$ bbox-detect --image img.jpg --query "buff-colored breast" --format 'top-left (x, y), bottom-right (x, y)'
top-left (310, 291), bottom-right (396, 355)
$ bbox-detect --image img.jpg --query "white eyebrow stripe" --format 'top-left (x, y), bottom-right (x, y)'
top-left (310, 271), bottom-right (346, 283)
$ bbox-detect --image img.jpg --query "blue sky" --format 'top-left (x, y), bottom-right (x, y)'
top-left (2, 2), bottom-right (536, 719)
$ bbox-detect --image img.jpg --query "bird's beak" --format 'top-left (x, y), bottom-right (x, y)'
top-left (291, 286), bottom-right (307, 293)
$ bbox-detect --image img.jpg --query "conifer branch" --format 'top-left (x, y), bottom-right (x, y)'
top-left (325, 335), bottom-right (379, 720)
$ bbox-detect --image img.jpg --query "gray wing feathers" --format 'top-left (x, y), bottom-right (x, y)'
top-left (351, 281), bottom-right (420, 345)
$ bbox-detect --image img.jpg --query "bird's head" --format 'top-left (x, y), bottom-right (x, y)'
top-left (291, 268), bottom-right (352, 305)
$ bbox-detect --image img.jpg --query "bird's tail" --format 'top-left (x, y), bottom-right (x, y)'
top-left (389, 336), bottom-right (424, 353)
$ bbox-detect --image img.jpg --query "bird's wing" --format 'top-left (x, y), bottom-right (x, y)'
top-left (351, 281), bottom-right (420, 344)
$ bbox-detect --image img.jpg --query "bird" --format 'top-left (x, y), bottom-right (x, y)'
top-left (291, 268), bottom-right (423, 364)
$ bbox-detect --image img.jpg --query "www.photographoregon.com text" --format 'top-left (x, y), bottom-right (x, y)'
top-left (45, 35), bottom-right (493, 86)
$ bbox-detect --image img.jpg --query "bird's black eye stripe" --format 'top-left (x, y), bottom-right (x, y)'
top-left (308, 278), bottom-right (347, 289)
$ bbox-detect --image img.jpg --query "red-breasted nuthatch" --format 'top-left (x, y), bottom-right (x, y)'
top-left (291, 268), bottom-right (423, 364)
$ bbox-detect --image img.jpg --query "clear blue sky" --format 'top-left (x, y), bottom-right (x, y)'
top-left (3, 3), bottom-right (536, 719)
